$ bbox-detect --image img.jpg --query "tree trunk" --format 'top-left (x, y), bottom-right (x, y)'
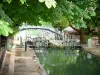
top-left (79, 29), bottom-right (85, 44)
top-left (69, 25), bottom-right (85, 44)
top-left (54, 28), bottom-right (59, 40)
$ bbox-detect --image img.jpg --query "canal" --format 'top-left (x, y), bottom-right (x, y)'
top-left (34, 47), bottom-right (100, 75)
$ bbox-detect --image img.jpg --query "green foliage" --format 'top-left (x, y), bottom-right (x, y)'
top-left (5, 0), bottom-right (56, 8)
top-left (5, 0), bottom-right (12, 3)
top-left (2, 0), bottom-right (44, 25)
top-left (83, 0), bottom-right (100, 36)
top-left (53, 16), bottom-right (69, 31)
top-left (63, 0), bottom-right (96, 28)
top-left (2, 0), bottom-right (97, 27)
top-left (0, 0), bottom-right (99, 36)
top-left (39, 0), bottom-right (56, 8)
top-left (0, 4), bottom-right (13, 25)
top-left (0, 4), bottom-right (13, 36)
top-left (0, 0), bottom-right (57, 37)
top-left (20, 0), bottom-right (26, 4)
top-left (39, 0), bottom-right (97, 29)
top-left (0, 20), bottom-right (13, 36)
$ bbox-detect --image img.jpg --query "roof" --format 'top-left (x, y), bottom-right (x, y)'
top-left (64, 26), bottom-right (76, 32)
top-left (63, 26), bottom-right (78, 34)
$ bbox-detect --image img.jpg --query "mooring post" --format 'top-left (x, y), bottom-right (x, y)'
top-left (25, 42), bottom-right (27, 51)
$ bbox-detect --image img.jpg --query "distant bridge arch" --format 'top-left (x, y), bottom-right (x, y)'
top-left (20, 27), bottom-right (62, 38)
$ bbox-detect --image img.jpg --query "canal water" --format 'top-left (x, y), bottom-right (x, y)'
top-left (35, 47), bottom-right (100, 75)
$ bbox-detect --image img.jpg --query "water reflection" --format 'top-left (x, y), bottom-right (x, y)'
top-left (37, 48), bottom-right (100, 75)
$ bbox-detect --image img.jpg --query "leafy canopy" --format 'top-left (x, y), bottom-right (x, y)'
top-left (0, 0), bottom-right (98, 36)
top-left (0, 0), bottom-right (57, 36)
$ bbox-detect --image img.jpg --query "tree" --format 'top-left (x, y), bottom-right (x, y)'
top-left (85, 0), bottom-right (100, 34)
top-left (0, 0), bottom-right (98, 44)
top-left (51, 0), bottom-right (97, 44)
top-left (0, 0), bottom-right (56, 36)
top-left (53, 16), bottom-right (69, 31)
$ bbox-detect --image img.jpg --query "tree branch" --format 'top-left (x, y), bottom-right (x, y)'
top-left (69, 22), bottom-right (80, 32)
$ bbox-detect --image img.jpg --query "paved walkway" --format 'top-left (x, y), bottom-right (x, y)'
top-left (1, 47), bottom-right (47, 75)
top-left (83, 45), bottom-right (100, 57)
top-left (85, 47), bottom-right (100, 57)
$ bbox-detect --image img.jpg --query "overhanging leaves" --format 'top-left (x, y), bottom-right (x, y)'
top-left (0, 4), bottom-right (13, 25)
top-left (20, 0), bottom-right (26, 4)
top-left (0, 20), bottom-right (13, 36)
top-left (5, 0), bottom-right (12, 3)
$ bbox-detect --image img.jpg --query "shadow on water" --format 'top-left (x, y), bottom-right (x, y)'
top-left (36, 47), bottom-right (100, 75)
